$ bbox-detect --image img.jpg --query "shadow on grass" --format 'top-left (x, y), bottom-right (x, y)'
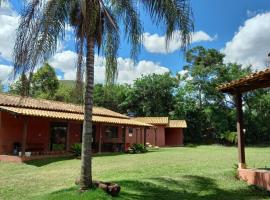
top-left (36, 175), bottom-right (269, 200)
top-left (25, 151), bottom-right (159, 167)
top-left (24, 156), bottom-right (75, 167)
top-left (36, 186), bottom-right (111, 200)
top-left (93, 152), bottom-right (124, 157)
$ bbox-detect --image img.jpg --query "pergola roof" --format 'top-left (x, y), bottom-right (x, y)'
top-left (217, 67), bottom-right (270, 93)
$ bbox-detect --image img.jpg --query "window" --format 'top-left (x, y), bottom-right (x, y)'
top-left (105, 126), bottom-right (118, 139)
top-left (128, 128), bottom-right (133, 133)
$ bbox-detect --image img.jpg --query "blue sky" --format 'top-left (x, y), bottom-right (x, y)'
top-left (1, 0), bottom-right (270, 84)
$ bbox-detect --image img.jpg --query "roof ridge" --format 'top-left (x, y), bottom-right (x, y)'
top-left (0, 92), bottom-right (83, 108)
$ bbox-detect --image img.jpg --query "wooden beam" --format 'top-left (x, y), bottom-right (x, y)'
top-left (98, 124), bottom-right (102, 154)
top-left (21, 117), bottom-right (28, 156)
top-left (236, 92), bottom-right (246, 168)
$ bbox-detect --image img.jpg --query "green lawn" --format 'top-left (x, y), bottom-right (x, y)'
top-left (0, 146), bottom-right (270, 200)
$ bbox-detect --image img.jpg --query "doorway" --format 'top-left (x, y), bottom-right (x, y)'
top-left (50, 122), bottom-right (68, 151)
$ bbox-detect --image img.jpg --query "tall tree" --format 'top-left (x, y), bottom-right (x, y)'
top-left (93, 83), bottom-right (131, 114)
top-left (31, 63), bottom-right (59, 99)
top-left (174, 46), bottom-right (251, 143)
top-left (9, 63), bottom-right (59, 99)
top-left (9, 73), bottom-right (31, 96)
top-left (127, 73), bottom-right (178, 116)
top-left (12, 0), bottom-right (193, 190)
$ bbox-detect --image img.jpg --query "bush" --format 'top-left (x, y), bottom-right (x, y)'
top-left (129, 144), bottom-right (148, 154)
top-left (220, 131), bottom-right (237, 145)
top-left (71, 143), bottom-right (82, 157)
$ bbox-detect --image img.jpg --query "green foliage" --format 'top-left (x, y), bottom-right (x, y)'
top-left (173, 46), bottom-right (253, 144)
top-left (129, 143), bottom-right (148, 154)
top-left (9, 73), bottom-right (31, 96)
top-left (220, 131), bottom-right (238, 145)
top-left (31, 63), bottom-right (59, 99)
top-left (54, 81), bottom-right (75, 103)
top-left (9, 63), bottom-right (59, 99)
top-left (71, 143), bottom-right (82, 157)
top-left (244, 89), bottom-right (270, 144)
top-left (93, 83), bottom-right (131, 113)
top-left (127, 73), bottom-right (178, 117)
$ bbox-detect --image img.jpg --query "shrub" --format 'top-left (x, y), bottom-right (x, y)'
top-left (129, 143), bottom-right (148, 154)
top-left (220, 131), bottom-right (237, 145)
top-left (71, 143), bottom-right (82, 157)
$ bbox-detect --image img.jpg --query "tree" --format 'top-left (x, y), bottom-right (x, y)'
top-left (127, 73), bottom-right (178, 116)
top-left (31, 63), bottom-right (59, 99)
top-left (174, 46), bottom-right (251, 143)
top-left (93, 83), bottom-right (131, 114)
top-left (12, 0), bottom-right (193, 190)
top-left (9, 73), bottom-right (31, 96)
top-left (54, 81), bottom-right (75, 103)
top-left (9, 63), bottom-right (59, 99)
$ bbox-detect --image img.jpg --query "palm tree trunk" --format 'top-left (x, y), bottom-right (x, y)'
top-left (80, 35), bottom-right (95, 190)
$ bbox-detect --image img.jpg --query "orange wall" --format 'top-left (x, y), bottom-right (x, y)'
top-left (68, 122), bottom-right (82, 148)
top-left (0, 111), bottom-right (83, 154)
top-left (0, 111), bottom-right (184, 154)
top-left (125, 126), bottom-right (166, 147)
top-left (165, 128), bottom-right (184, 146)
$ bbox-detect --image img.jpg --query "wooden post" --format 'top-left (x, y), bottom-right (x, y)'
top-left (141, 128), bottom-right (143, 144)
top-left (144, 128), bottom-right (147, 146)
top-left (236, 92), bottom-right (246, 168)
top-left (98, 124), bottom-right (102, 154)
top-left (21, 117), bottom-right (28, 156)
top-left (123, 126), bottom-right (126, 152)
top-left (154, 127), bottom-right (157, 146)
top-left (136, 128), bottom-right (138, 143)
top-left (66, 122), bottom-right (70, 151)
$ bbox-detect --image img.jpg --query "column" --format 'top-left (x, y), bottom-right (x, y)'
top-left (236, 92), bottom-right (246, 168)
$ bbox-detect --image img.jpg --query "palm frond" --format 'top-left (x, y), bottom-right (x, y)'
top-left (140, 0), bottom-right (194, 50)
top-left (13, 0), bottom-right (70, 77)
top-left (102, 9), bottom-right (119, 85)
top-left (111, 0), bottom-right (143, 59)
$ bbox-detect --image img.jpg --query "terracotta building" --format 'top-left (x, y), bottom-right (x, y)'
top-left (0, 93), bottom-right (186, 161)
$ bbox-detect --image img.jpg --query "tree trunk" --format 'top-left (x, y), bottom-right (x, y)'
top-left (80, 35), bottom-right (95, 190)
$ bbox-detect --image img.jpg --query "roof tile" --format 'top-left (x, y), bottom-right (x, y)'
top-left (0, 106), bottom-right (151, 127)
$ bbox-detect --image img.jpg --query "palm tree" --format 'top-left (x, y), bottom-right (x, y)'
top-left (11, 0), bottom-right (193, 190)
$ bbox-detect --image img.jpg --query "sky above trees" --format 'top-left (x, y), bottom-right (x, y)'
top-left (1, 0), bottom-right (270, 85)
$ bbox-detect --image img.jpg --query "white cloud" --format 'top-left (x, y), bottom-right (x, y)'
top-left (223, 12), bottom-right (270, 70)
top-left (48, 50), bottom-right (169, 84)
top-left (0, 4), bottom-right (18, 61)
top-left (0, 64), bottom-right (12, 83)
top-left (48, 50), bottom-right (78, 80)
top-left (0, 3), bottom-right (70, 62)
top-left (246, 9), bottom-right (265, 18)
top-left (143, 31), bottom-right (216, 54)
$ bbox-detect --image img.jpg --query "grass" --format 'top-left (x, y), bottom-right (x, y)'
top-left (0, 146), bottom-right (270, 200)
